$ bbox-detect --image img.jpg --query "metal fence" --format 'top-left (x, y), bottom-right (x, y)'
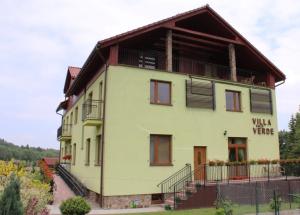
top-left (216, 179), bottom-right (300, 214)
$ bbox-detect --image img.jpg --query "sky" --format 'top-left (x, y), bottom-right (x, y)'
top-left (0, 0), bottom-right (299, 149)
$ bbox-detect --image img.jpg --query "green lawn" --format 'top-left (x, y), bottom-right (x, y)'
top-left (124, 202), bottom-right (300, 215)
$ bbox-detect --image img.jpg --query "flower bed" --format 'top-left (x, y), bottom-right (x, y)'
top-left (0, 160), bottom-right (53, 215)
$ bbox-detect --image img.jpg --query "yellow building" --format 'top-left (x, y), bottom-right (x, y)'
top-left (56, 5), bottom-right (285, 209)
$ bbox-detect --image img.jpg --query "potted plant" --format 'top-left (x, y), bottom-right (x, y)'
top-left (209, 160), bottom-right (217, 166)
top-left (195, 183), bottom-right (202, 191)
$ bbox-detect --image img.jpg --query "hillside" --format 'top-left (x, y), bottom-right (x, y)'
top-left (0, 138), bottom-right (59, 161)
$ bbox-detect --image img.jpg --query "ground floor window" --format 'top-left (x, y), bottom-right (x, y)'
top-left (150, 135), bottom-right (172, 166)
top-left (85, 138), bottom-right (91, 165)
top-left (151, 193), bottom-right (164, 204)
top-left (95, 135), bottom-right (102, 166)
top-left (72, 143), bottom-right (76, 165)
top-left (228, 137), bottom-right (247, 162)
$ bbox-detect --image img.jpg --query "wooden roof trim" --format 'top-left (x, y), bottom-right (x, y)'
top-left (98, 5), bottom-right (210, 48)
top-left (205, 8), bottom-right (285, 80)
top-left (169, 26), bottom-right (243, 45)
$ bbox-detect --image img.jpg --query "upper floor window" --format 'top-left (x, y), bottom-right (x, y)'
top-left (150, 80), bottom-right (171, 105)
top-left (85, 138), bottom-right (90, 166)
top-left (150, 135), bottom-right (172, 166)
top-left (74, 107), bottom-right (78, 124)
top-left (226, 90), bottom-right (241, 112)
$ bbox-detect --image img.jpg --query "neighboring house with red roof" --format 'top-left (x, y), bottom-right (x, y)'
top-left (56, 5), bottom-right (285, 209)
top-left (41, 157), bottom-right (59, 169)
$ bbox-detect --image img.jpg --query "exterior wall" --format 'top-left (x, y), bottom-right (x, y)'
top-left (59, 69), bottom-right (105, 194)
top-left (103, 65), bottom-right (279, 197)
top-left (103, 194), bottom-right (151, 209)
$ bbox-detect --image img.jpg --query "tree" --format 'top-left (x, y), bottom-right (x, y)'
top-left (0, 173), bottom-right (23, 215)
top-left (280, 107), bottom-right (300, 159)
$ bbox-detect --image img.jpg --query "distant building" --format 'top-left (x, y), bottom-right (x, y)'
top-left (41, 157), bottom-right (59, 169)
top-left (56, 5), bottom-right (285, 209)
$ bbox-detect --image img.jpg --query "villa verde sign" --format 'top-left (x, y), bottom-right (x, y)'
top-left (252, 118), bottom-right (274, 135)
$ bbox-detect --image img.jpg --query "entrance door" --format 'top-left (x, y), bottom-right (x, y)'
top-left (194, 147), bottom-right (206, 181)
top-left (228, 138), bottom-right (248, 179)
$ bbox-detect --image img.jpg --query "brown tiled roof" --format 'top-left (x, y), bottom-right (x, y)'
top-left (68, 66), bottom-right (81, 79)
top-left (42, 157), bottom-right (59, 166)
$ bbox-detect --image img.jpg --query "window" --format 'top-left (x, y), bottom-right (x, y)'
top-left (250, 89), bottom-right (272, 114)
top-left (150, 135), bottom-right (172, 166)
top-left (72, 143), bottom-right (76, 165)
top-left (186, 79), bottom-right (215, 109)
top-left (150, 80), bottom-right (171, 105)
top-left (74, 107), bottom-right (78, 124)
top-left (228, 138), bottom-right (247, 162)
top-left (87, 92), bottom-right (93, 114)
top-left (70, 112), bottom-right (73, 125)
top-left (85, 139), bottom-right (91, 165)
top-left (99, 82), bottom-right (103, 101)
top-left (95, 135), bottom-right (102, 166)
top-left (226, 90), bottom-right (241, 112)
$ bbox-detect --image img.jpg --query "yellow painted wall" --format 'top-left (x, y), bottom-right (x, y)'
top-left (103, 65), bottom-right (279, 196)
top-left (60, 69), bottom-right (105, 193)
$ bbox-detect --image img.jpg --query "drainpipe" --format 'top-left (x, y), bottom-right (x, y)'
top-left (56, 100), bottom-right (65, 163)
top-left (96, 45), bottom-right (108, 208)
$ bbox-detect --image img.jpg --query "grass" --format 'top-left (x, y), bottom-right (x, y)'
top-left (124, 202), bottom-right (300, 215)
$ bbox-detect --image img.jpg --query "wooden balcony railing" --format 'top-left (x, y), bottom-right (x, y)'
top-left (118, 48), bottom-right (267, 86)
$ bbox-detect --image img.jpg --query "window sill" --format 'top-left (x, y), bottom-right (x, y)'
top-left (94, 164), bottom-right (101, 166)
top-left (226, 110), bottom-right (243, 113)
top-left (150, 102), bottom-right (172, 106)
top-left (150, 163), bottom-right (173, 167)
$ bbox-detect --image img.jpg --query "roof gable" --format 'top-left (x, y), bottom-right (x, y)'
top-left (63, 66), bottom-right (81, 94)
top-left (97, 5), bottom-right (285, 81)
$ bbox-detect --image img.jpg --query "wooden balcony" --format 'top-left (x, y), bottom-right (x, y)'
top-left (82, 100), bottom-right (103, 126)
top-left (118, 48), bottom-right (269, 87)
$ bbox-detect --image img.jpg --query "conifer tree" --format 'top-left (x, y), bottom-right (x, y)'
top-left (0, 173), bottom-right (23, 215)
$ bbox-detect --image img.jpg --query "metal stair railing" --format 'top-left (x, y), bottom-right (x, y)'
top-left (157, 164), bottom-right (191, 194)
top-left (57, 164), bottom-right (87, 196)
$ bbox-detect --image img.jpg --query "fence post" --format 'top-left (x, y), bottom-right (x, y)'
top-left (227, 165), bottom-right (230, 184)
top-left (173, 185), bottom-right (176, 210)
top-left (268, 163), bottom-right (270, 182)
top-left (255, 182), bottom-right (259, 215)
top-left (288, 180), bottom-right (291, 209)
top-left (204, 165), bottom-right (206, 187)
top-left (248, 163), bottom-right (251, 183)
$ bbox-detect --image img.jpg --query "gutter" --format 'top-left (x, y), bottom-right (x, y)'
top-left (95, 45), bottom-right (108, 208)
top-left (275, 80), bottom-right (285, 88)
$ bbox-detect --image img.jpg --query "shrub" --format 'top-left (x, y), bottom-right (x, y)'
top-left (38, 160), bottom-right (53, 183)
top-left (175, 196), bottom-right (181, 204)
top-left (215, 208), bottom-right (226, 215)
top-left (164, 204), bottom-right (172, 210)
top-left (0, 173), bottom-right (23, 215)
top-left (60, 196), bottom-right (91, 215)
top-left (195, 183), bottom-right (202, 190)
top-left (216, 199), bottom-right (233, 215)
top-left (270, 196), bottom-right (282, 211)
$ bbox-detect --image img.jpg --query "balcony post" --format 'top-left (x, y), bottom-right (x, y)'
top-left (108, 44), bottom-right (119, 65)
top-left (266, 73), bottom-right (275, 88)
top-left (228, 43), bottom-right (237, 81)
top-left (166, 30), bottom-right (172, 72)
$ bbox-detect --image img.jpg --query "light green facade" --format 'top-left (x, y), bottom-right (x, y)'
top-left (60, 65), bottom-right (280, 197)
top-left (60, 70), bottom-right (105, 193)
